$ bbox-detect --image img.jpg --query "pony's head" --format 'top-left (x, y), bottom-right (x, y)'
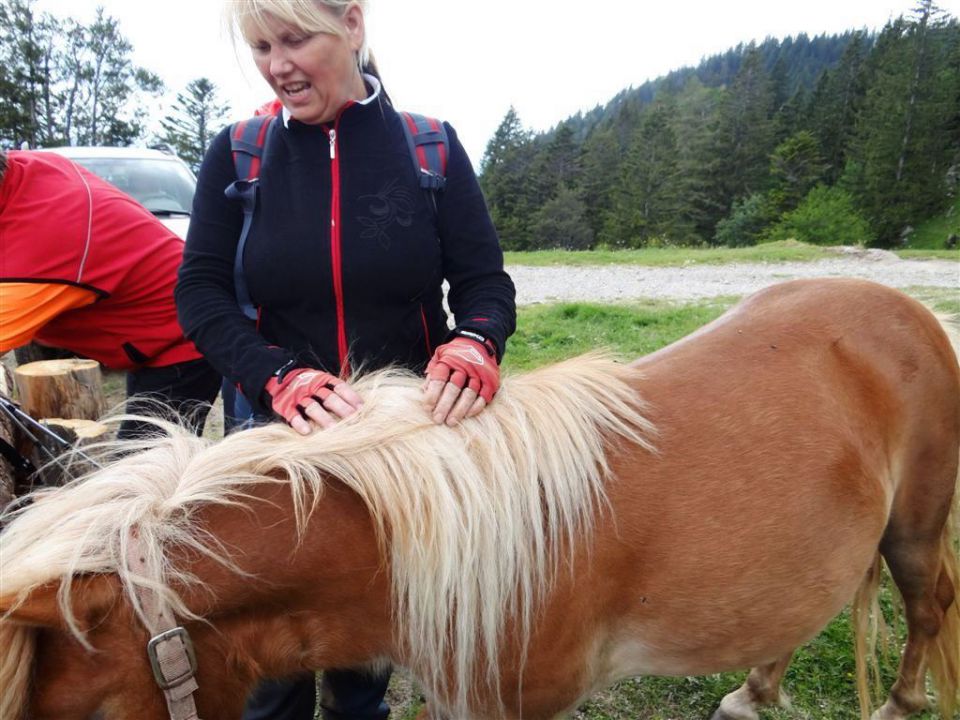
top-left (0, 427), bottom-right (249, 720)
top-left (0, 575), bottom-right (174, 720)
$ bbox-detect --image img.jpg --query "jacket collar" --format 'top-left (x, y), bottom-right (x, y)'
top-left (281, 73), bottom-right (382, 129)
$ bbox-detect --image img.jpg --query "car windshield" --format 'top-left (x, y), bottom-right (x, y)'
top-left (72, 157), bottom-right (196, 215)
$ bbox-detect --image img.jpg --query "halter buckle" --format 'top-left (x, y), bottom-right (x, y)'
top-left (146, 626), bottom-right (198, 690)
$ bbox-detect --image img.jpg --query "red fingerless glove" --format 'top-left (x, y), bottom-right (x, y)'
top-left (264, 368), bottom-right (343, 425)
top-left (425, 338), bottom-right (500, 403)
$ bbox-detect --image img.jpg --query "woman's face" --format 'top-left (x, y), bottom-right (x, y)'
top-left (247, 6), bottom-right (365, 125)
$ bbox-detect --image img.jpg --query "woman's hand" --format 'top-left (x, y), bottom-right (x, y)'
top-left (265, 368), bottom-right (363, 434)
top-left (423, 337), bottom-right (500, 425)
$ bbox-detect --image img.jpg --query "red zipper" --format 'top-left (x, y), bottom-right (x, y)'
top-left (420, 304), bottom-right (434, 356)
top-left (326, 105), bottom-right (354, 378)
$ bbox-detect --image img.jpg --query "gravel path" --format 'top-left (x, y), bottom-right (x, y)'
top-left (507, 251), bottom-right (958, 305)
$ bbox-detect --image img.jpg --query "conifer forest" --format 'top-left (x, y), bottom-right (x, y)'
top-left (477, 1), bottom-right (959, 249)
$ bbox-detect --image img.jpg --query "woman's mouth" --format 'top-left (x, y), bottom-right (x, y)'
top-left (282, 81), bottom-right (310, 99)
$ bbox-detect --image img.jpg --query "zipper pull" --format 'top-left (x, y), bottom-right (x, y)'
top-left (329, 128), bottom-right (336, 160)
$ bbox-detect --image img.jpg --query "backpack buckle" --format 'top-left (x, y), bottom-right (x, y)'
top-left (419, 169), bottom-right (446, 191)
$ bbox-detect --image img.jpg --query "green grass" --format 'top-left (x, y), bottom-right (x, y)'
top-left (904, 197), bottom-right (960, 250)
top-left (503, 240), bottom-right (833, 267)
top-left (502, 299), bottom-right (737, 371)
top-left (905, 286), bottom-right (960, 316)
top-left (503, 239), bottom-right (957, 266)
top-left (897, 248), bottom-right (960, 260)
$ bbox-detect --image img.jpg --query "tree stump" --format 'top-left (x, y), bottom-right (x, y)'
top-left (14, 358), bottom-right (105, 421)
top-left (30, 418), bottom-right (110, 488)
top-left (0, 364), bottom-right (19, 509)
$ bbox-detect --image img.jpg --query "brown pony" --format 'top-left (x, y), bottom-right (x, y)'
top-left (1, 278), bottom-right (958, 720)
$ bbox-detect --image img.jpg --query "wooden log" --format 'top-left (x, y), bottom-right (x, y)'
top-left (29, 418), bottom-right (110, 488)
top-left (41, 418), bottom-right (111, 443)
top-left (14, 358), bottom-right (105, 421)
top-left (0, 364), bottom-right (18, 509)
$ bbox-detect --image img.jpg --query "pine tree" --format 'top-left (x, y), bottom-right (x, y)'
top-left (946, 21), bottom-right (960, 188)
top-left (0, 1), bottom-right (163, 148)
top-left (603, 104), bottom-right (686, 247)
top-left (529, 185), bottom-right (593, 250)
top-left (0, 0), bottom-right (59, 148)
top-left (768, 131), bottom-right (827, 214)
top-left (530, 123), bottom-right (580, 208)
top-left (769, 56), bottom-right (791, 124)
top-left (479, 107), bottom-right (536, 250)
top-left (578, 126), bottom-right (621, 241)
top-left (845, 4), bottom-right (958, 244)
top-left (158, 78), bottom-right (231, 169)
top-left (711, 48), bottom-right (778, 218)
top-left (75, 8), bottom-right (163, 145)
top-left (807, 32), bottom-right (869, 183)
top-left (479, 106), bottom-right (527, 175)
top-left (670, 77), bottom-right (723, 243)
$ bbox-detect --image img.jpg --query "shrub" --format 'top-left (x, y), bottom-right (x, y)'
top-left (768, 185), bottom-right (874, 246)
top-left (713, 193), bottom-right (775, 247)
top-left (529, 186), bottom-right (594, 250)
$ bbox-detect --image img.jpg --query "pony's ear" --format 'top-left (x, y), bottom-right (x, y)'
top-left (0, 575), bottom-right (120, 630)
top-left (0, 582), bottom-right (62, 626)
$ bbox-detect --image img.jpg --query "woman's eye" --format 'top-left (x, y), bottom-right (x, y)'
top-left (251, 42), bottom-right (270, 54)
top-left (284, 34), bottom-right (310, 47)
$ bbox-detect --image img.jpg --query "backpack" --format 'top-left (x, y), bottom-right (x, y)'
top-left (225, 110), bottom-right (449, 321)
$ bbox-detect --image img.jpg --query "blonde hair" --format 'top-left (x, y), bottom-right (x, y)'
top-left (0, 355), bottom-right (655, 718)
top-left (225, 0), bottom-right (370, 68)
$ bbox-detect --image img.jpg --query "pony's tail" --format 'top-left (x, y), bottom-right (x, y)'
top-left (0, 622), bottom-right (35, 720)
top-left (852, 553), bottom-right (885, 720)
top-left (927, 496), bottom-right (960, 718)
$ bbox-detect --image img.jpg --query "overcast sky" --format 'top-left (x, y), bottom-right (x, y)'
top-left (34, 0), bottom-right (948, 163)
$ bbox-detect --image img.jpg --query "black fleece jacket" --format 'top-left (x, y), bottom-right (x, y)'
top-left (175, 93), bottom-right (515, 414)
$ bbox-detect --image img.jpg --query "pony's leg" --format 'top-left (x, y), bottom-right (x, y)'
top-left (710, 652), bottom-right (794, 720)
top-left (871, 528), bottom-right (956, 720)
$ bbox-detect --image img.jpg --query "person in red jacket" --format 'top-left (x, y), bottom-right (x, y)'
top-left (0, 149), bottom-right (220, 438)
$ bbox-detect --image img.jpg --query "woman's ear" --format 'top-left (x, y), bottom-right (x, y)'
top-left (343, 3), bottom-right (365, 53)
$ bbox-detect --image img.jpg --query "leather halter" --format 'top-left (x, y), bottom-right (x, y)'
top-left (126, 533), bottom-right (203, 720)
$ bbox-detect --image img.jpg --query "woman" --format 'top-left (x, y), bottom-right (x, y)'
top-left (174, 0), bottom-right (516, 717)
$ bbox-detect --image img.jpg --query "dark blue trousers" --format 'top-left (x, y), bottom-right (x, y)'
top-left (118, 357), bottom-right (221, 439)
top-left (242, 669), bottom-right (391, 720)
top-left (220, 378), bottom-right (252, 434)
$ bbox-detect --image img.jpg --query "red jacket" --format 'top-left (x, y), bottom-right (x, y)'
top-left (0, 151), bottom-right (202, 370)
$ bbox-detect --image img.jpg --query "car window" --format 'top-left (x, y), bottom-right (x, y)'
top-left (72, 158), bottom-right (196, 215)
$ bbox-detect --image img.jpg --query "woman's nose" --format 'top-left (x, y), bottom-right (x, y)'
top-left (269, 48), bottom-right (292, 77)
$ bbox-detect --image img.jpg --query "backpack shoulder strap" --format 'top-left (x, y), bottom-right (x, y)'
top-left (230, 113), bottom-right (277, 181)
top-left (225, 114), bottom-right (278, 320)
top-left (399, 111), bottom-right (448, 192)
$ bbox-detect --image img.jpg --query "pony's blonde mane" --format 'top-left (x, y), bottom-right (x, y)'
top-left (0, 353), bottom-right (654, 718)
